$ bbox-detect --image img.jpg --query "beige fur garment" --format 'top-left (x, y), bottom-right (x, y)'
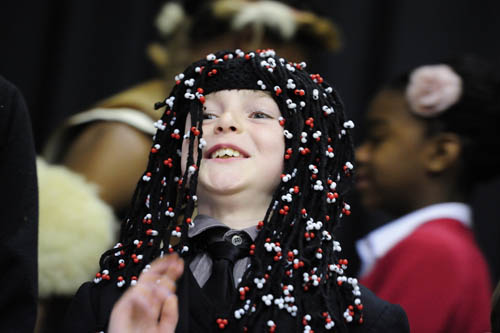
top-left (37, 158), bottom-right (116, 298)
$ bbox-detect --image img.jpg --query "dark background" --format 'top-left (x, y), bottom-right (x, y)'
top-left (1, 0), bottom-right (499, 283)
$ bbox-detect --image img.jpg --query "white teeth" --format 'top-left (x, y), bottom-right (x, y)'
top-left (210, 147), bottom-right (243, 159)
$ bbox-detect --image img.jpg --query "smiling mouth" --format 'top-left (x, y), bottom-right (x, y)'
top-left (210, 147), bottom-right (245, 159)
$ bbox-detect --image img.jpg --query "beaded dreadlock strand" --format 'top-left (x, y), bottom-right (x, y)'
top-left (95, 49), bottom-right (362, 332)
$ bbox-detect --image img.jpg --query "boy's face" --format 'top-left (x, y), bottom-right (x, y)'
top-left (355, 89), bottom-right (429, 216)
top-left (181, 89), bottom-right (284, 200)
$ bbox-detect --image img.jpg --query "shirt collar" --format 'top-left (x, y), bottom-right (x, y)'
top-left (188, 214), bottom-right (259, 241)
top-left (356, 202), bottom-right (472, 277)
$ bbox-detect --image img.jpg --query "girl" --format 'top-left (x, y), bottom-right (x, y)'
top-left (65, 49), bottom-right (408, 332)
top-left (355, 56), bottom-right (496, 332)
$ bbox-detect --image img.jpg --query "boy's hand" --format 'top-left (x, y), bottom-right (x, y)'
top-left (108, 254), bottom-right (184, 333)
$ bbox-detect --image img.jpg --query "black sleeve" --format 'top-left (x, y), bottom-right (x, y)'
top-left (0, 75), bottom-right (38, 333)
top-left (357, 285), bottom-right (410, 333)
top-left (64, 283), bottom-right (98, 332)
top-left (64, 281), bottom-right (123, 333)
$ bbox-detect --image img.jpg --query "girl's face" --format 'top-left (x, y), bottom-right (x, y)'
top-left (181, 89), bottom-right (284, 199)
top-left (355, 89), bottom-right (430, 215)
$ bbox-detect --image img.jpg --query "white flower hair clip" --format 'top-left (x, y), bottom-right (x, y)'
top-left (406, 64), bottom-right (463, 117)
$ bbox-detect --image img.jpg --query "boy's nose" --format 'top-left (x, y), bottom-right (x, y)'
top-left (214, 112), bottom-right (241, 134)
top-left (215, 124), bottom-right (238, 133)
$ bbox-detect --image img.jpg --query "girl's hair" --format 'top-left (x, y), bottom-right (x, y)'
top-left (387, 55), bottom-right (500, 189)
top-left (96, 49), bottom-right (362, 331)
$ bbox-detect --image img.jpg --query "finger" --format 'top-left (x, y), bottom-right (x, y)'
top-left (125, 281), bottom-right (165, 317)
top-left (155, 275), bottom-right (176, 294)
top-left (154, 255), bottom-right (184, 297)
top-left (108, 284), bottom-right (159, 333)
top-left (159, 292), bottom-right (179, 333)
top-left (163, 255), bottom-right (184, 285)
top-left (138, 254), bottom-right (182, 285)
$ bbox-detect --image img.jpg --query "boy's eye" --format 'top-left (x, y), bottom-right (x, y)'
top-left (250, 111), bottom-right (272, 119)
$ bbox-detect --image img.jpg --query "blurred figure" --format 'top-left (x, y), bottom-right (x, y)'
top-left (36, 1), bottom-right (341, 332)
top-left (0, 75), bottom-right (38, 332)
top-left (43, 0), bottom-right (341, 220)
top-left (355, 55), bottom-right (497, 332)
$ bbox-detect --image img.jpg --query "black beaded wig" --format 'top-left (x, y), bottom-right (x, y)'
top-left (96, 49), bottom-right (363, 332)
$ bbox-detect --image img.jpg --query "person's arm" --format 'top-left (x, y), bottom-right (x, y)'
top-left (0, 76), bottom-right (38, 332)
top-left (62, 121), bottom-right (152, 214)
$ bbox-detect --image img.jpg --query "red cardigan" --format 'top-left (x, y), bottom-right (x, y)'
top-left (361, 218), bottom-right (492, 333)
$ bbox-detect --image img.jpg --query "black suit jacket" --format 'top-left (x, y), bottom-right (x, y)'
top-left (65, 256), bottom-right (409, 332)
top-left (0, 76), bottom-right (38, 333)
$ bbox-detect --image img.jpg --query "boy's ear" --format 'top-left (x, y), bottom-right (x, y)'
top-left (423, 132), bottom-right (462, 174)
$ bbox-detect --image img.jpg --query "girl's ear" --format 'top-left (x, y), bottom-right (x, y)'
top-left (423, 132), bottom-right (462, 174)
